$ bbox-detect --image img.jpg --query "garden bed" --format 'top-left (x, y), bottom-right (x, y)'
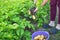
top-left (1, 0), bottom-right (60, 40)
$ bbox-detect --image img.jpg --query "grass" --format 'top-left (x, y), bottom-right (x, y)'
top-left (49, 32), bottom-right (60, 40)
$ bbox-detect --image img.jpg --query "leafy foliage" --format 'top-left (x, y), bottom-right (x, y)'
top-left (0, 0), bottom-right (50, 40)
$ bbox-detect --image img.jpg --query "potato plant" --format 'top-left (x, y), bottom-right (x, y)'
top-left (0, 0), bottom-right (50, 40)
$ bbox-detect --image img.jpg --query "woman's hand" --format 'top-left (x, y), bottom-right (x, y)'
top-left (34, 7), bottom-right (38, 13)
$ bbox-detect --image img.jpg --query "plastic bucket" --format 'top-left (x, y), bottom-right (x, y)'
top-left (31, 31), bottom-right (50, 40)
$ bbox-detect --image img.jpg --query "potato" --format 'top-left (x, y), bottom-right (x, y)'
top-left (32, 15), bottom-right (36, 19)
top-left (28, 10), bottom-right (31, 15)
top-left (34, 35), bottom-right (46, 40)
top-left (34, 35), bottom-right (40, 40)
top-left (40, 35), bottom-right (45, 39)
top-left (43, 39), bottom-right (46, 40)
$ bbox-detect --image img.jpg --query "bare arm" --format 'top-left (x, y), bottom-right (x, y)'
top-left (41, 0), bottom-right (48, 6)
top-left (34, 0), bottom-right (48, 12)
top-left (34, 0), bottom-right (38, 4)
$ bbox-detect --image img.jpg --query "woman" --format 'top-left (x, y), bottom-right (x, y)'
top-left (34, 0), bottom-right (60, 34)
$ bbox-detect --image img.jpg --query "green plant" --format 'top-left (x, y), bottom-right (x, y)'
top-left (0, 0), bottom-right (50, 40)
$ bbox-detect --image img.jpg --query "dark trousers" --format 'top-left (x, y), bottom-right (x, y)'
top-left (50, 0), bottom-right (60, 24)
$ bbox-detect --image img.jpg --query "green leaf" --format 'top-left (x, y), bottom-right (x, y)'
top-left (20, 29), bottom-right (24, 36)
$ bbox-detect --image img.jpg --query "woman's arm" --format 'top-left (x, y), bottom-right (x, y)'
top-left (34, 0), bottom-right (38, 4)
top-left (34, 0), bottom-right (48, 13)
top-left (41, 0), bottom-right (48, 6)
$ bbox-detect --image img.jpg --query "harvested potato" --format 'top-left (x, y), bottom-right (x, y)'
top-left (28, 10), bottom-right (31, 15)
top-left (34, 35), bottom-right (46, 40)
top-left (34, 35), bottom-right (40, 39)
top-left (32, 15), bottom-right (36, 19)
top-left (43, 39), bottom-right (46, 40)
top-left (40, 35), bottom-right (45, 39)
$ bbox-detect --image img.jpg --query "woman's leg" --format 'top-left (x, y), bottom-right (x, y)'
top-left (47, 0), bottom-right (60, 34)
top-left (49, 0), bottom-right (57, 26)
top-left (50, 0), bottom-right (57, 21)
top-left (58, 0), bottom-right (60, 24)
top-left (56, 0), bottom-right (60, 30)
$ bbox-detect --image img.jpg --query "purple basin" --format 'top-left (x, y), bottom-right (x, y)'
top-left (31, 31), bottom-right (50, 40)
